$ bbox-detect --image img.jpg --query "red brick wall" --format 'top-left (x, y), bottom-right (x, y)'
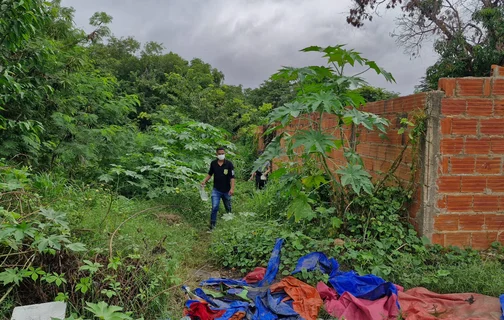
top-left (273, 94), bottom-right (427, 179)
top-left (432, 66), bottom-right (504, 249)
top-left (269, 93), bottom-right (430, 229)
top-left (358, 94), bottom-right (427, 184)
top-left (358, 94), bottom-right (432, 230)
top-left (258, 65), bottom-right (504, 249)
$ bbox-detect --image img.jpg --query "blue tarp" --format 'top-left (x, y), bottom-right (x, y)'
top-left (184, 239), bottom-right (402, 319)
top-left (257, 238), bottom-right (284, 287)
top-left (185, 238), bottom-right (292, 320)
top-left (500, 294), bottom-right (504, 320)
top-left (199, 238), bottom-right (284, 289)
top-left (215, 301), bottom-right (249, 320)
top-left (266, 290), bottom-right (299, 316)
top-left (291, 252), bottom-right (339, 278)
top-left (251, 295), bottom-right (277, 320)
top-left (329, 271), bottom-right (398, 300)
top-left (194, 288), bottom-right (230, 309)
top-left (292, 251), bottom-right (399, 308)
top-left (200, 278), bottom-right (248, 287)
top-left (184, 240), bottom-right (504, 319)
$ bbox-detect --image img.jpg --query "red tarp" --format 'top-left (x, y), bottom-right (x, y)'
top-left (398, 287), bottom-right (502, 320)
top-left (184, 301), bottom-right (225, 320)
top-left (317, 282), bottom-right (400, 320)
top-left (317, 283), bottom-right (502, 320)
top-left (243, 267), bottom-right (266, 284)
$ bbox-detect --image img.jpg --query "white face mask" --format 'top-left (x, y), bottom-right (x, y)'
top-left (217, 154), bottom-right (225, 160)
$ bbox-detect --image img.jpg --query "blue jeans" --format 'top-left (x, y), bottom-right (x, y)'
top-left (211, 189), bottom-right (231, 228)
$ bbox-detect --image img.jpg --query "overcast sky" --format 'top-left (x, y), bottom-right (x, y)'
top-left (61, 0), bottom-right (439, 95)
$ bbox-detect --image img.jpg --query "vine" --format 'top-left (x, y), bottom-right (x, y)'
top-left (373, 109), bottom-right (428, 196)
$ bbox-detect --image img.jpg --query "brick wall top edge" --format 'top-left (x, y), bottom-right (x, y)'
top-left (439, 64), bottom-right (504, 80)
top-left (491, 65), bottom-right (504, 78)
top-left (367, 92), bottom-right (427, 104)
top-left (438, 65), bottom-right (504, 97)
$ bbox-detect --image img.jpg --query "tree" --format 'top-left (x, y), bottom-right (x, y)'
top-left (351, 86), bottom-right (400, 102)
top-left (245, 78), bottom-right (296, 110)
top-left (256, 45), bottom-right (394, 221)
top-left (348, 0), bottom-right (504, 90)
top-left (87, 11), bottom-right (113, 43)
top-left (1, 0), bottom-right (64, 161)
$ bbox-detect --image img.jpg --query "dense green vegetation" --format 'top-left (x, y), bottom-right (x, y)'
top-left (2, 1), bottom-right (504, 319)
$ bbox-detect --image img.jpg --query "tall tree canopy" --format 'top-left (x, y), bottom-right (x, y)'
top-left (0, 0), bottom-right (263, 180)
top-left (348, 0), bottom-right (504, 90)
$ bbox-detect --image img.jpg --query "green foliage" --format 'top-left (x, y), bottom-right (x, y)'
top-left (209, 213), bottom-right (333, 274)
top-left (96, 121), bottom-right (234, 198)
top-left (0, 159), bottom-right (208, 319)
top-left (348, 1), bottom-right (504, 91)
top-left (90, 35), bottom-right (267, 135)
top-left (344, 187), bottom-right (412, 244)
top-left (0, 0), bottom-right (52, 158)
top-left (210, 184), bottom-right (504, 297)
top-left (4, 2), bottom-right (504, 319)
top-left (245, 78), bottom-right (296, 110)
top-left (84, 301), bottom-right (135, 320)
top-left (350, 86), bottom-right (399, 102)
top-left (0, 0), bottom-right (258, 180)
top-left (255, 45), bottom-right (395, 222)
top-left (417, 4), bottom-right (504, 91)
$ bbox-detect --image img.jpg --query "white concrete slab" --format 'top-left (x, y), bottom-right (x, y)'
top-left (11, 302), bottom-right (67, 320)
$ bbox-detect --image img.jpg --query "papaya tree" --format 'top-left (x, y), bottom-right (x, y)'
top-left (254, 45), bottom-right (394, 222)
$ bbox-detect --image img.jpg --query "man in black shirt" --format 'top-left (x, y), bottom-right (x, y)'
top-left (201, 147), bottom-right (235, 230)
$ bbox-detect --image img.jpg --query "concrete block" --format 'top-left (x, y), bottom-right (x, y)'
top-left (11, 302), bottom-right (66, 320)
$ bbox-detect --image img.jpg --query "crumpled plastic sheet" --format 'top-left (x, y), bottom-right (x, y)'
top-left (183, 240), bottom-right (504, 320)
top-left (291, 252), bottom-right (339, 278)
top-left (200, 238), bottom-right (283, 289)
top-left (317, 282), bottom-right (400, 320)
top-left (185, 238), bottom-right (294, 320)
top-left (257, 238), bottom-right (284, 287)
top-left (398, 287), bottom-right (502, 320)
top-left (200, 279), bottom-right (249, 287)
top-left (500, 294), bottom-right (504, 320)
top-left (184, 300), bottom-right (225, 320)
top-left (243, 267), bottom-right (266, 284)
top-left (270, 276), bottom-right (323, 320)
top-left (292, 251), bottom-right (399, 307)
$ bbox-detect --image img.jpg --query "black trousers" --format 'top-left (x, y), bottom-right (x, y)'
top-left (255, 172), bottom-right (267, 190)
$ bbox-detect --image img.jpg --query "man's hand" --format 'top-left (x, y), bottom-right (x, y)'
top-left (229, 189), bottom-right (234, 196)
top-left (201, 174), bottom-right (211, 187)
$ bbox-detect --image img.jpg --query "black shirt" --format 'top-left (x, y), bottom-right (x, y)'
top-left (208, 159), bottom-right (235, 193)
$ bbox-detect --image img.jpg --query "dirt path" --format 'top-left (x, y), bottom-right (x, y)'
top-left (167, 230), bottom-right (241, 317)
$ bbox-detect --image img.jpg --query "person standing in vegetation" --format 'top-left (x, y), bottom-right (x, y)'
top-left (249, 151), bottom-right (271, 190)
top-left (201, 147), bottom-right (235, 230)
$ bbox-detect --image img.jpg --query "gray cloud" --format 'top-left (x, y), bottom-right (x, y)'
top-left (62, 0), bottom-right (438, 95)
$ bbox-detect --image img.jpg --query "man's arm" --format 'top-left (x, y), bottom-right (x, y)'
top-left (264, 161), bottom-right (271, 175)
top-left (202, 163), bottom-right (213, 186)
top-left (229, 178), bottom-right (235, 195)
top-left (201, 174), bottom-right (212, 186)
top-left (229, 162), bottom-right (236, 195)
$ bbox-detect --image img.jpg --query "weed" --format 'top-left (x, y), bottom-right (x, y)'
top-left (208, 183), bottom-right (504, 300)
top-left (0, 163), bottom-right (211, 319)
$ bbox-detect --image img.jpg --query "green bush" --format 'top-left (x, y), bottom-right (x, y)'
top-left (209, 184), bottom-right (504, 298)
top-left (209, 214), bottom-right (333, 275)
top-left (0, 161), bottom-right (205, 319)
